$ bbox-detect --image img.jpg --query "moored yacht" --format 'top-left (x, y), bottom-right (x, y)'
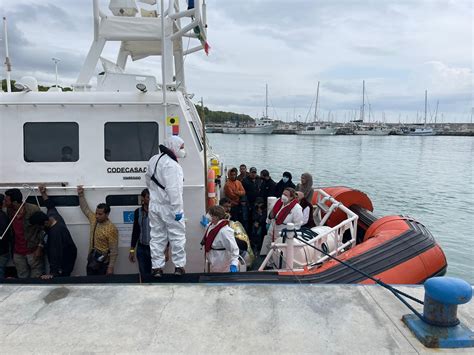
top-left (408, 90), bottom-right (436, 136)
top-left (296, 81), bottom-right (336, 136)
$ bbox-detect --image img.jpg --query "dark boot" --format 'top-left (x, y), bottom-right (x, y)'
top-left (174, 267), bottom-right (185, 276)
top-left (152, 268), bottom-right (163, 278)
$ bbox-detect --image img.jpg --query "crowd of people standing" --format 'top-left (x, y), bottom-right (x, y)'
top-left (223, 164), bottom-right (315, 256)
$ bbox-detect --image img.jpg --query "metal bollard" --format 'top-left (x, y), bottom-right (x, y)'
top-left (403, 277), bottom-right (474, 348)
top-left (423, 277), bottom-right (472, 327)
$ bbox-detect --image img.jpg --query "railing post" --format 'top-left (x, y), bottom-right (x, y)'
top-left (286, 223), bottom-right (295, 270)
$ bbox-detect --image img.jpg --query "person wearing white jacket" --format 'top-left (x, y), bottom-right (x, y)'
top-left (146, 135), bottom-right (186, 277)
top-left (260, 187), bottom-right (304, 256)
top-left (202, 206), bottom-right (240, 273)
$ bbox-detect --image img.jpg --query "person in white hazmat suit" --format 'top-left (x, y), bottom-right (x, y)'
top-left (201, 205), bottom-right (239, 272)
top-left (146, 135), bottom-right (186, 277)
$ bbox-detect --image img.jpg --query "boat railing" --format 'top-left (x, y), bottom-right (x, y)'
top-left (259, 189), bottom-right (358, 272)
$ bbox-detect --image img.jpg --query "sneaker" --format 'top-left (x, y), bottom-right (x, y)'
top-left (152, 268), bottom-right (163, 278)
top-left (174, 267), bottom-right (185, 276)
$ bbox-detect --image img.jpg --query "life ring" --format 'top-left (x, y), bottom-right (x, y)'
top-left (207, 168), bottom-right (216, 207)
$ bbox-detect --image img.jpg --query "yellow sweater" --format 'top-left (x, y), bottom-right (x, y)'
top-left (79, 196), bottom-right (119, 268)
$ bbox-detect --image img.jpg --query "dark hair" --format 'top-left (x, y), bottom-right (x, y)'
top-left (283, 187), bottom-right (297, 199)
top-left (0, 194), bottom-right (4, 206)
top-left (29, 211), bottom-right (49, 226)
top-left (5, 188), bottom-right (23, 204)
top-left (283, 171), bottom-right (292, 180)
top-left (96, 203), bottom-right (111, 214)
top-left (141, 188), bottom-right (150, 197)
top-left (219, 197), bottom-right (231, 205)
top-left (229, 167), bottom-right (238, 175)
top-left (208, 205), bottom-right (227, 220)
top-left (239, 164), bottom-right (247, 168)
top-left (260, 169), bottom-right (269, 177)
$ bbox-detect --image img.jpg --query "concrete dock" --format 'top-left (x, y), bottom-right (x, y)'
top-left (0, 284), bottom-right (473, 354)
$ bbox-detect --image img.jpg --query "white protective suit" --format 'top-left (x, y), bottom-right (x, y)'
top-left (205, 222), bottom-right (240, 272)
top-left (146, 136), bottom-right (186, 269)
top-left (260, 199), bottom-right (304, 256)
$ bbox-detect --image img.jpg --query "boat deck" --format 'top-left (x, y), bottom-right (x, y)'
top-left (0, 283), bottom-right (473, 353)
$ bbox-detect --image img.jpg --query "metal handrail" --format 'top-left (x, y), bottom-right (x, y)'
top-left (258, 189), bottom-right (359, 271)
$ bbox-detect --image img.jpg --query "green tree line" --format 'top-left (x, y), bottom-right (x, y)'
top-left (195, 105), bottom-right (254, 123)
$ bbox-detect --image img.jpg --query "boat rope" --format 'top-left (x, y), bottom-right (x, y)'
top-left (289, 227), bottom-right (426, 321)
top-left (0, 184), bottom-right (37, 241)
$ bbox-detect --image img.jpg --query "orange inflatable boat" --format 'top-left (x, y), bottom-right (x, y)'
top-left (198, 186), bottom-right (447, 285)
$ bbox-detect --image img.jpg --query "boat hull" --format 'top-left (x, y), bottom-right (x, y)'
top-left (296, 127), bottom-right (336, 135)
top-left (245, 125), bottom-right (274, 134)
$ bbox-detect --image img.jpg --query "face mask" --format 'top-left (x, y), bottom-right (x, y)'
top-left (282, 177), bottom-right (289, 183)
top-left (176, 149), bottom-right (186, 158)
top-left (281, 195), bottom-right (289, 203)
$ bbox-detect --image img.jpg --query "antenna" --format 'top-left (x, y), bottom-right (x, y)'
top-left (2, 17), bottom-right (11, 92)
top-left (51, 57), bottom-right (61, 88)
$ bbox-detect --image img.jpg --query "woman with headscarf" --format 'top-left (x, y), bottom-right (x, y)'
top-left (274, 171), bottom-right (296, 197)
top-left (296, 172), bottom-right (314, 203)
top-left (260, 187), bottom-right (303, 256)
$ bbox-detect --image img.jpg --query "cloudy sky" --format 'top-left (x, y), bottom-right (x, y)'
top-left (1, 0), bottom-right (472, 123)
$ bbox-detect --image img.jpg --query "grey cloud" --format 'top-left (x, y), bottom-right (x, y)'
top-left (352, 46), bottom-right (395, 57)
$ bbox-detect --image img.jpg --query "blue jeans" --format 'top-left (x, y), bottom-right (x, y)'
top-left (137, 243), bottom-right (151, 275)
top-left (0, 253), bottom-right (9, 279)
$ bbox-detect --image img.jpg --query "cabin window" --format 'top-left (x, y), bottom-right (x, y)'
top-left (189, 122), bottom-right (203, 151)
top-left (25, 195), bottom-right (79, 207)
top-left (23, 122), bottom-right (79, 162)
top-left (104, 122), bottom-right (159, 161)
top-left (106, 194), bottom-right (140, 206)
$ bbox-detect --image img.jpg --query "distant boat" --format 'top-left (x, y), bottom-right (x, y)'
top-left (245, 117), bottom-right (275, 134)
top-left (222, 125), bottom-right (245, 134)
top-left (409, 90), bottom-right (436, 136)
top-left (366, 125), bottom-right (391, 136)
top-left (298, 124), bottom-right (336, 135)
top-left (297, 81), bottom-right (336, 135)
top-left (233, 84), bottom-right (274, 135)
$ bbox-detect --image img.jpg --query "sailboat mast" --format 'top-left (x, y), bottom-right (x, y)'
top-left (361, 80), bottom-right (365, 121)
top-left (314, 81), bottom-right (320, 122)
top-left (424, 89), bottom-right (428, 127)
top-left (265, 84), bottom-right (268, 118)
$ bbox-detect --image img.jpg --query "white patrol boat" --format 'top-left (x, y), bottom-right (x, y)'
top-left (1, 1), bottom-right (447, 284)
top-left (0, 0), bottom-right (219, 276)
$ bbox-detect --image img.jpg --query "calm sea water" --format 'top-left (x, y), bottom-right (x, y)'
top-left (208, 133), bottom-right (474, 283)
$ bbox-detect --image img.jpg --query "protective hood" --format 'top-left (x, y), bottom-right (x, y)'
top-left (165, 135), bottom-right (184, 156)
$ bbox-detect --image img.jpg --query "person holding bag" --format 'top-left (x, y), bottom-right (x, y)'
top-left (77, 186), bottom-right (118, 276)
top-left (201, 206), bottom-right (239, 273)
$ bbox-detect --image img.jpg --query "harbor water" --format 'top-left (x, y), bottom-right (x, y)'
top-left (208, 134), bottom-right (474, 283)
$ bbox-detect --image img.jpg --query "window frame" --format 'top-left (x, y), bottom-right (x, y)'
top-left (104, 121), bottom-right (159, 162)
top-left (23, 122), bottom-right (80, 163)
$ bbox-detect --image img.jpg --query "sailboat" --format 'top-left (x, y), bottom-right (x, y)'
top-left (297, 82), bottom-right (336, 135)
top-left (354, 81), bottom-right (390, 135)
top-left (245, 84), bottom-right (275, 134)
top-left (408, 90), bottom-right (436, 136)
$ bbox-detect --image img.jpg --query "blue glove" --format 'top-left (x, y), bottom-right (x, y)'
top-left (229, 265), bottom-right (238, 273)
top-left (200, 215), bottom-right (210, 226)
top-left (175, 212), bottom-right (183, 221)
